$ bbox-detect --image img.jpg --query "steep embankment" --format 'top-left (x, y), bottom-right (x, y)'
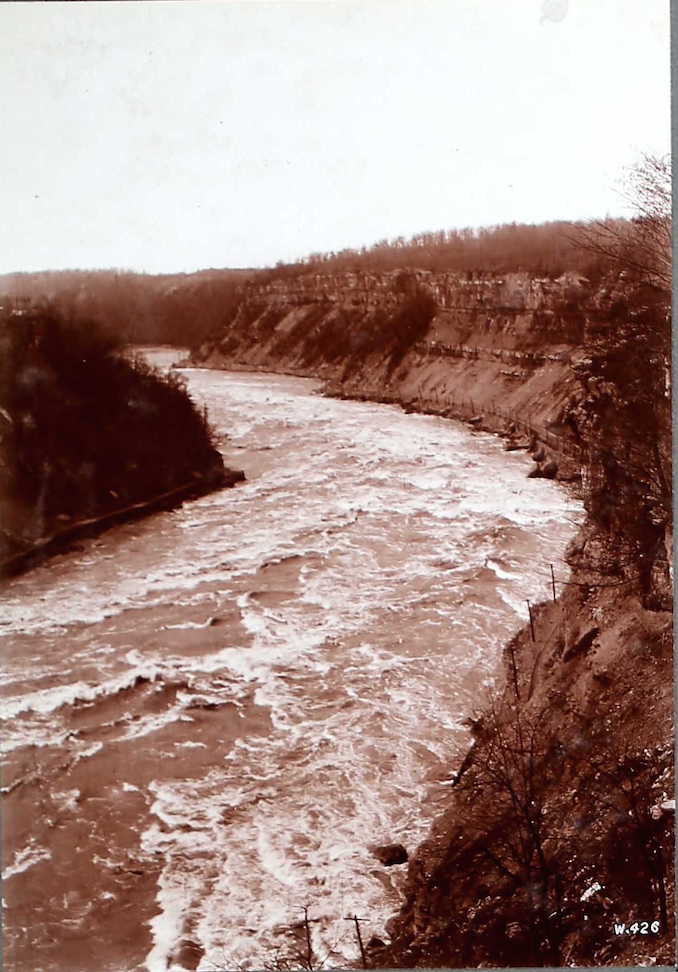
top-left (0, 307), bottom-right (243, 575)
top-left (195, 268), bottom-right (673, 967)
top-left (377, 572), bottom-right (673, 968)
top-left (195, 269), bottom-right (594, 479)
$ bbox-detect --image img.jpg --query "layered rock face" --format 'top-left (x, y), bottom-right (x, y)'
top-left (196, 270), bottom-right (584, 462)
top-left (195, 268), bottom-right (673, 967)
top-left (195, 269), bottom-right (654, 482)
top-left (198, 267), bottom-right (590, 357)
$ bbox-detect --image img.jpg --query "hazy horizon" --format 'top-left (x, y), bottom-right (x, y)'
top-left (3, 0), bottom-right (670, 276)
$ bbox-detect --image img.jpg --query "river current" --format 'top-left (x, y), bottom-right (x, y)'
top-left (1, 350), bottom-right (582, 971)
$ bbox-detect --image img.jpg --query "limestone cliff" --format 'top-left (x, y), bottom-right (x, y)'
top-left (194, 268), bottom-right (673, 967)
top-left (196, 269), bottom-right (590, 470)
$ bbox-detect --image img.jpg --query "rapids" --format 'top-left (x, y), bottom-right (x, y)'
top-left (1, 349), bottom-right (583, 971)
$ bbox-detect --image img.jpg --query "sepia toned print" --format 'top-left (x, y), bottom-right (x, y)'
top-left (0, 2), bottom-right (673, 970)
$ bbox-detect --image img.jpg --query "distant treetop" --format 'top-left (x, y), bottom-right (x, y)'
top-left (262, 217), bottom-right (635, 283)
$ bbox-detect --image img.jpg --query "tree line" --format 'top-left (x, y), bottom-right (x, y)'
top-left (264, 218), bottom-right (630, 282)
top-left (0, 267), bottom-right (252, 350)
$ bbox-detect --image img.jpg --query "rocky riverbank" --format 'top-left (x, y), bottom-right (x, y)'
top-left (372, 528), bottom-right (673, 967)
top-left (193, 267), bottom-right (673, 967)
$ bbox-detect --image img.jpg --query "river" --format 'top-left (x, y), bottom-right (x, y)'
top-left (1, 350), bottom-right (582, 971)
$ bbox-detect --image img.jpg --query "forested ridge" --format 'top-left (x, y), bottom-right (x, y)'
top-left (266, 217), bottom-right (621, 280)
top-left (0, 267), bottom-right (252, 350)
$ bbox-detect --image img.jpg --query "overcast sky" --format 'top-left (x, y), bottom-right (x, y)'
top-left (2, 0), bottom-right (670, 274)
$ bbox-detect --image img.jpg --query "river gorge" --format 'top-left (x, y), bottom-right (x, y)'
top-left (1, 350), bottom-right (583, 971)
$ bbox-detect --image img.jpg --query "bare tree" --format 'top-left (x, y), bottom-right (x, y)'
top-left (566, 154), bottom-right (672, 600)
top-left (572, 153), bottom-right (671, 292)
top-left (260, 907), bottom-right (341, 972)
top-left (210, 907), bottom-right (339, 972)
top-left (460, 696), bottom-right (565, 964)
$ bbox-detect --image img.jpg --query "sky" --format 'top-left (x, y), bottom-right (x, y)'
top-left (2, 0), bottom-right (671, 274)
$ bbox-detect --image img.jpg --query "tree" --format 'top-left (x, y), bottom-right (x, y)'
top-left (568, 154), bottom-right (672, 601)
top-left (573, 153), bottom-right (671, 293)
top-left (460, 696), bottom-right (565, 965)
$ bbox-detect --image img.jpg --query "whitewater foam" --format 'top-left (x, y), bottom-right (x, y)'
top-left (2, 842), bottom-right (52, 880)
top-left (2, 365), bottom-right (584, 972)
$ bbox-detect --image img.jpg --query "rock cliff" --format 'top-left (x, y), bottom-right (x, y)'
top-left (194, 268), bottom-right (673, 967)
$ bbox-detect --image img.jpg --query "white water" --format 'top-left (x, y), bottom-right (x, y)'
top-left (1, 351), bottom-right (582, 972)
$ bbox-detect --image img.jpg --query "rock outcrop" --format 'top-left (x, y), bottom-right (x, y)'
top-left (373, 844), bottom-right (409, 867)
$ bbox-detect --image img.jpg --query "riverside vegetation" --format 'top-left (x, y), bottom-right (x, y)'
top-left (0, 303), bottom-right (238, 573)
